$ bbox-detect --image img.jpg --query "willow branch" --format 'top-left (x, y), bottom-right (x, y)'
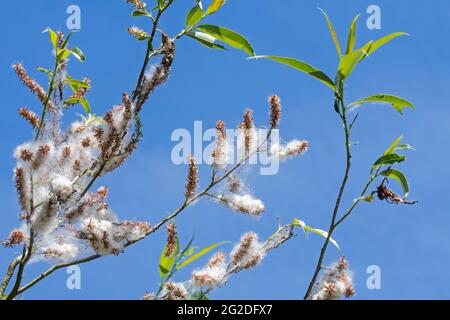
top-left (303, 92), bottom-right (351, 299)
top-left (16, 131), bottom-right (273, 296)
top-left (0, 256), bottom-right (21, 296)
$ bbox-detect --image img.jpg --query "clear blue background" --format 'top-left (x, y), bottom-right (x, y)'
top-left (1, 0), bottom-right (449, 300)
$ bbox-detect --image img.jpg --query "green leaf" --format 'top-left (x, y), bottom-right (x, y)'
top-left (44, 27), bottom-right (58, 49)
top-left (373, 154), bottom-right (406, 167)
top-left (157, 0), bottom-right (166, 9)
top-left (187, 32), bottom-right (226, 50)
top-left (349, 94), bottom-right (414, 115)
top-left (361, 32), bottom-right (408, 61)
top-left (251, 55), bottom-right (335, 90)
top-left (345, 15), bottom-right (360, 55)
top-left (71, 47), bottom-right (86, 62)
top-left (80, 98), bottom-right (91, 114)
top-left (371, 153), bottom-right (406, 175)
top-left (384, 136), bottom-right (403, 155)
top-left (159, 236), bottom-right (179, 278)
top-left (180, 235), bottom-right (195, 257)
top-left (66, 77), bottom-right (91, 90)
top-left (177, 241), bottom-right (228, 270)
top-left (360, 194), bottom-right (374, 202)
top-left (37, 67), bottom-right (51, 74)
top-left (206, 0), bottom-right (225, 15)
top-left (60, 31), bottom-right (74, 49)
top-left (196, 24), bottom-right (255, 56)
top-left (132, 9), bottom-right (152, 18)
top-left (186, 4), bottom-right (204, 28)
top-left (338, 42), bottom-right (371, 79)
top-left (63, 97), bottom-right (81, 106)
top-left (186, 246), bottom-right (197, 257)
top-left (293, 218), bottom-right (340, 250)
top-left (397, 144), bottom-right (415, 151)
top-left (381, 169), bottom-right (409, 196)
top-left (319, 8), bottom-right (342, 58)
top-left (57, 48), bottom-right (72, 61)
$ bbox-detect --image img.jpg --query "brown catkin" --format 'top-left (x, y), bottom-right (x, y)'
top-left (18, 107), bottom-right (39, 129)
top-left (13, 64), bottom-right (48, 103)
top-left (269, 95), bottom-right (282, 128)
top-left (184, 156), bottom-right (198, 198)
top-left (231, 232), bottom-right (256, 264)
top-left (32, 144), bottom-right (51, 170)
top-left (208, 251), bottom-right (226, 268)
top-left (165, 223), bottom-right (177, 257)
top-left (136, 37), bottom-right (175, 112)
top-left (14, 167), bottom-right (28, 212)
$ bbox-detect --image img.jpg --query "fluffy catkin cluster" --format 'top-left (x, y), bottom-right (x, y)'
top-left (192, 250), bottom-right (228, 288)
top-left (191, 232), bottom-right (265, 289)
top-left (271, 140), bottom-right (309, 162)
top-left (208, 97), bottom-right (309, 217)
top-left (310, 257), bottom-right (356, 300)
top-left (160, 282), bottom-right (188, 300)
top-left (7, 34), bottom-right (176, 262)
top-left (219, 193), bottom-right (265, 216)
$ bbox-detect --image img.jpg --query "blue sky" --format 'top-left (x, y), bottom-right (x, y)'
top-left (1, 0), bottom-right (449, 299)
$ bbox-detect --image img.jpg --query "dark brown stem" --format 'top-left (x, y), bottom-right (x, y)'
top-left (131, 9), bottom-right (164, 101)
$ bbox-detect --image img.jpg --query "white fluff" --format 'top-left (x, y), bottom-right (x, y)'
top-left (221, 193), bottom-right (265, 216)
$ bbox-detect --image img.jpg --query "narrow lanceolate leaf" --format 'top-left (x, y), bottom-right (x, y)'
top-left (251, 55), bottom-right (335, 90)
top-left (361, 32), bottom-right (408, 61)
top-left (37, 67), bottom-right (51, 74)
top-left (345, 15), bottom-right (360, 55)
top-left (176, 241), bottom-right (228, 270)
top-left (186, 4), bottom-right (204, 28)
top-left (371, 153), bottom-right (406, 174)
top-left (206, 0), bottom-right (225, 15)
top-left (384, 135), bottom-right (403, 155)
top-left (196, 25), bottom-right (255, 56)
top-left (44, 27), bottom-right (58, 49)
top-left (397, 144), bottom-right (415, 151)
top-left (349, 94), bottom-right (414, 115)
top-left (187, 32), bottom-right (226, 50)
top-left (338, 42), bottom-right (371, 79)
top-left (66, 77), bottom-right (91, 90)
top-left (381, 169), bottom-right (409, 196)
top-left (293, 218), bottom-right (340, 250)
top-left (57, 48), bottom-right (72, 61)
top-left (80, 98), bottom-right (91, 114)
top-left (132, 9), bottom-right (152, 18)
top-left (319, 8), bottom-right (342, 58)
top-left (373, 154), bottom-right (406, 167)
top-left (71, 47), bottom-right (86, 62)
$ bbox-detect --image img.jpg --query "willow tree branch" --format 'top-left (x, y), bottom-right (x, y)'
top-left (15, 131), bottom-right (273, 297)
top-left (334, 173), bottom-right (378, 228)
top-left (303, 94), bottom-right (352, 300)
top-left (131, 9), bottom-right (164, 101)
top-left (0, 256), bottom-right (21, 296)
top-left (35, 57), bottom-right (59, 141)
top-left (6, 231), bottom-right (35, 300)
